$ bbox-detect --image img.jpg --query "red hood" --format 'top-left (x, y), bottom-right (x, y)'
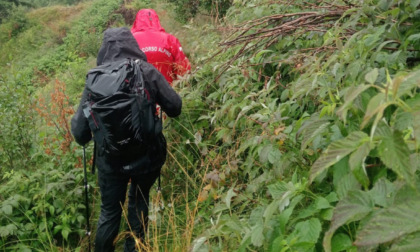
top-left (131, 9), bottom-right (165, 33)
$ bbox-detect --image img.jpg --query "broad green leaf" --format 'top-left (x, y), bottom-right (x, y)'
top-left (349, 141), bottom-right (371, 189)
top-left (365, 68), bottom-right (378, 84)
top-left (224, 214), bottom-right (243, 234)
top-left (267, 182), bottom-right (288, 199)
top-left (49, 205), bottom-right (55, 215)
top-left (332, 157), bottom-right (361, 199)
top-left (347, 60), bottom-right (362, 81)
top-left (361, 93), bottom-right (388, 129)
top-left (301, 121), bottom-right (330, 151)
top-left (259, 144), bottom-right (273, 163)
top-left (278, 192), bottom-right (293, 212)
top-left (393, 111), bottom-right (413, 131)
top-left (291, 218), bottom-right (322, 244)
top-left (264, 199), bottom-right (279, 223)
top-left (270, 236), bottom-right (286, 252)
top-left (396, 69), bottom-right (420, 98)
top-left (375, 120), bottom-right (392, 137)
top-left (295, 203), bottom-right (319, 221)
top-left (249, 207), bottom-right (264, 227)
top-left (389, 231), bottom-right (420, 252)
top-left (225, 187), bottom-right (237, 210)
top-left (321, 208), bottom-right (334, 221)
top-left (354, 199), bottom-right (420, 247)
top-left (333, 157), bottom-right (350, 188)
top-left (336, 85), bottom-right (371, 122)
top-left (310, 131), bottom-right (369, 183)
top-left (330, 125), bottom-right (343, 142)
top-left (331, 233), bottom-right (353, 252)
top-left (0, 224), bottom-right (17, 237)
top-left (410, 0), bottom-right (420, 8)
top-left (268, 148), bottom-right (282, 164)
top-left (323, 191), bottom-right (374, 252)
top-left (267, 181), bottom-right (302, 213)
top-left (378, 130), bottom-right (413, 185)
top-left (15, 245), bottom-right (31, 252)
top-left (325, 192), bottom-right (338, 203)
top-left (368, 178), bottom-right (396, 208)
top-left (280, 89), bottom-right (289, 102)
top-left (239, 235), bottom-right (252, 252)
top-left (315, 197), bottom-right (331, 210)
top-left (62, 228), bottom-right (70, 241)
top-left (297, 115), bottom-right (331, 147)
top-left (278, 195), bottom-right (304, 233)
top-left (393, 183), bottom-right (420, 205)
top-left (2, 204), bottom-right (12, 215)
top-left (410, 153), bottom-right (420, 173)
top-left (413, 111), bottom-right (420, 144)
top-left (363, 25), bottom-right (385, 49)
top-left (251, 222), bottom-right (264, 247)
top-left (191, 237), bottom-right (208, 252)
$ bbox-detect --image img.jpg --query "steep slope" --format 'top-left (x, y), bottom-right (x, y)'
top-left (1, 0), bottom-right (420, 251)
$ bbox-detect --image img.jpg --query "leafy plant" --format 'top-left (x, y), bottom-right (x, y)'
top-left (170, 0), bottom-right (420, 251)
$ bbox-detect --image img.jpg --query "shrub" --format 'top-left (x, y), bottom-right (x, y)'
top-left (168, 0), bottom-right (232, 23)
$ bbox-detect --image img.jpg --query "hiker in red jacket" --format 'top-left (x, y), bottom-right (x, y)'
top-left (131, 9), bottom-right (191, 85)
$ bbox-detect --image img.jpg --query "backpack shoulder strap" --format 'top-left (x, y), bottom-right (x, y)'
top-left (133, 59), bottom-right (145, 95)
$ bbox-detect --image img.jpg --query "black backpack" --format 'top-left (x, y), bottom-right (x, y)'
top-left (82, 58), bottom-right (160, 161)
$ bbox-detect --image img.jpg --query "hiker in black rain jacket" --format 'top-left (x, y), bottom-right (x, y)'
top-left (71, 27), bottom-right (182, 252)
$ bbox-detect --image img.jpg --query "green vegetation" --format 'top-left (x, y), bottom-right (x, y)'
top-left (168, 0), bottom-right (232, 22)
top-left (1, 0), bottom-right (420, 251)
top-left (0, 0), bottom-right (84, 23)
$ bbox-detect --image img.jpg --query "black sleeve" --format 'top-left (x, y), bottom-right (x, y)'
top-left (143, 64), bottom-right (182, 117)
top-left (71, 89), bottom-right (92, 146)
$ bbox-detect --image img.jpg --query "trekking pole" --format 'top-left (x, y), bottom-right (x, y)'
top-left (159, 108), bottom-right (163, 193)
top-left (157, 109), bottom-right (164, 212)
top-left (83, 145), bottom-right (91, 252)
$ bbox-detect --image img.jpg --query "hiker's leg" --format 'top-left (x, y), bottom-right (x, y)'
top-left (95, 171), bottom-right (129, 252)
top-left (124, 170), bottom-right (160, 252)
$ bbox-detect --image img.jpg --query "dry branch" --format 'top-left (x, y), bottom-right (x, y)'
top-left (220, 10), bottom-right (346, 47)
top-left (210, 3), bottom-right (353, 79)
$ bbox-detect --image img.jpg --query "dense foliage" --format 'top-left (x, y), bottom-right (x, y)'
top-left (0, 0), bottom-right (84, 22)
top-left (168, 0), bottom-right (420, 251)
top-left (1, 0), bottom-right (419, 251)
top-left (168, 0), bottom-right (232, 22)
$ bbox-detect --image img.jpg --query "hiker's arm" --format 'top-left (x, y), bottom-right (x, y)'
top-left (145, 66), bottom-right (182, 117)
top-left (170, 35), bottom-right (191, 78)
top-left (71, 89), bottom-right (92, 146)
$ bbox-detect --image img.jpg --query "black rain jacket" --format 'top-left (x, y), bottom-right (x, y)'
top-left (71, 27), bottom-right (182, 174)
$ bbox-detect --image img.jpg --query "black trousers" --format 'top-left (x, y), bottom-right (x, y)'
top-left (94, 169), bottom-right (160, 252)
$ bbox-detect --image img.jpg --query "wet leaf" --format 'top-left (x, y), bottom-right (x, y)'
top-left (355, 199), bottom-right (420, 247)
top-left (310, 131), bottom-right (369, 183)
top-left (323, 190), bottom-right (374, 252)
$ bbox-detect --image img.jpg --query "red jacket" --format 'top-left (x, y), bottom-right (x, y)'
top-left (131, 9), bottom-right (191, 84)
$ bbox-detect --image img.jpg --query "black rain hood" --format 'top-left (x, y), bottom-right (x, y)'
top-left (96, 27), bottom-right (147, 66)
